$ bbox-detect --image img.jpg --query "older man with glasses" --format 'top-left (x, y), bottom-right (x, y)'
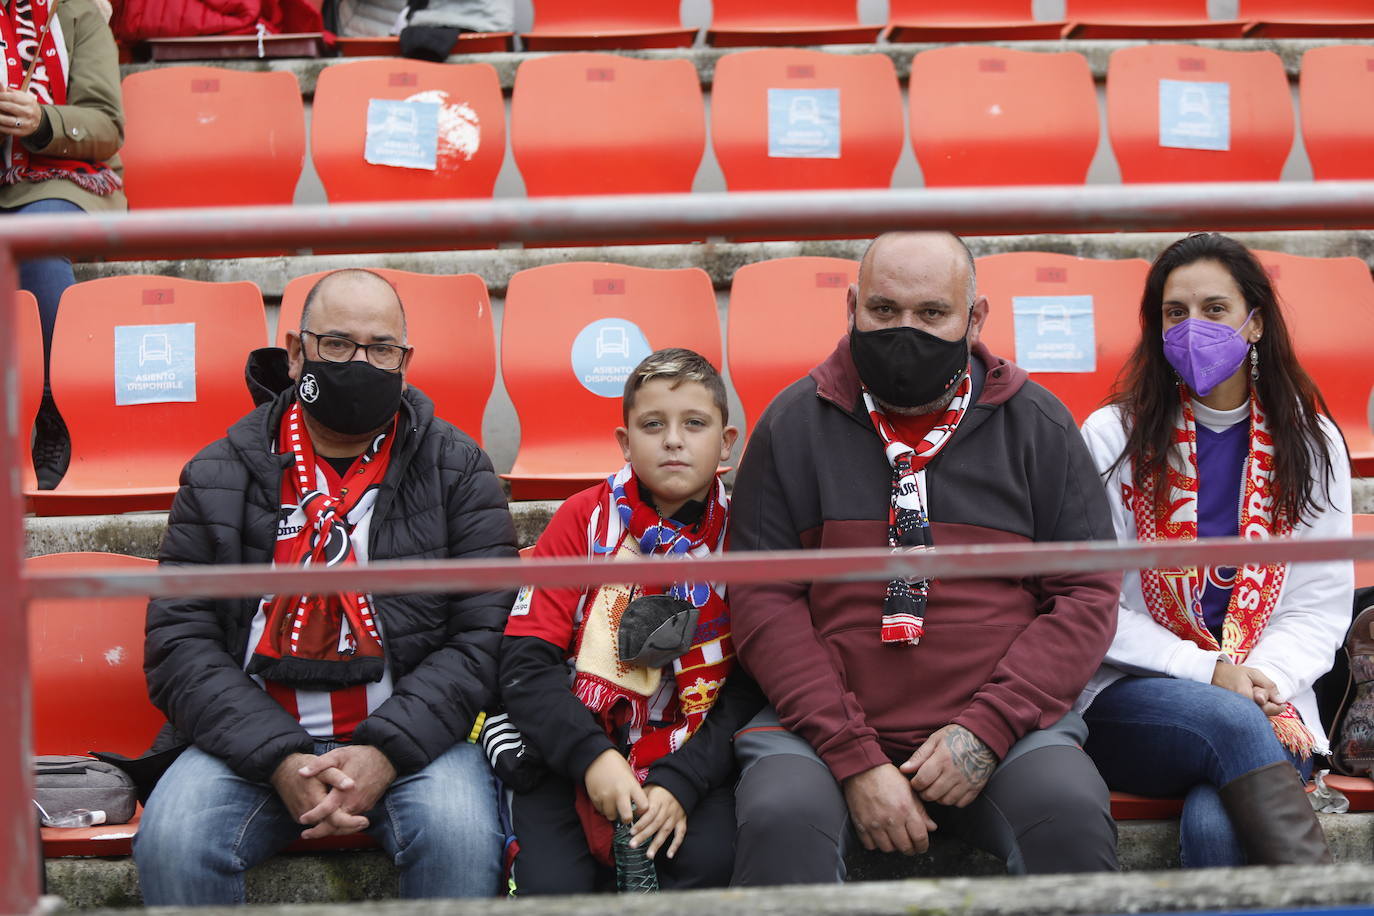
top-left (133, 268), bottom-right (517, 904)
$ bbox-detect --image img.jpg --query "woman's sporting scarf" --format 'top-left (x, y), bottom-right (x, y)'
top-left (572, 464), bottom-right (734, 779)
top-left (862, 371), bottom-right (972, 646)
top-left (1132, 387), bottom-right (1312, 755)
top-left (1, 0), bottom-right (121, 194)
top-left (247, 401), bottom-right (397, 690)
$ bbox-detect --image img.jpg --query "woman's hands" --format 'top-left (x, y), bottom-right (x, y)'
top-left (0, 90), bottom-right (43, 138)
top-left (1212, 659), bottom-right (1286, 716)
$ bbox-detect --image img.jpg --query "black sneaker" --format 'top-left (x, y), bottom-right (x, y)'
top-left (32, 398), bottom-right (69, 490)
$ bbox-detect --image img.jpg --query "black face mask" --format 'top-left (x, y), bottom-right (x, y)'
top-left (849, 316), bottom-right (971, 409)
top-left (296, 359), bottom-right (403, 436)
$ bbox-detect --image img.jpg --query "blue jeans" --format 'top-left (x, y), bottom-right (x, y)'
top-left (1083, 675), bottom-right (1311, 868)
top-left (133, 741), bottom-right (503, 904)
top-left (6, 198), bottom-right (82, 385)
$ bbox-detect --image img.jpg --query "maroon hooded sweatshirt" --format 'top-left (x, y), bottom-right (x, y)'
top-left (729, 338), bottom-right (1121, 782)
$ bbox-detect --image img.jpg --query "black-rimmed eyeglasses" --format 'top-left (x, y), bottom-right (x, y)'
top-left (303, 331), bottom-right (411, 371)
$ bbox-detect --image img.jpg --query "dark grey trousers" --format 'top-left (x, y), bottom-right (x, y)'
top-left (731, 708), bottom-right (1119, 885)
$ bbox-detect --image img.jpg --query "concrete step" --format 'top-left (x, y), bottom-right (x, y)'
top-left (71, 232), bottom-right (1374, 301)
top-left (116, 38), bottom-right (1347, 98)
top-left (43, 814), bottom-right (1374, 909)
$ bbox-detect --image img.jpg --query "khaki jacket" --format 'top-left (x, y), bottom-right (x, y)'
top-left (1, 0), bottom-right (126, 212)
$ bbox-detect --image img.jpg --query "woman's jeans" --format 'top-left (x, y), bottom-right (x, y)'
top-left (133, 742), bottom-right (504, 904)
top-left (1084, 675), bottom-right (1311, 868)
top-left (7, 198), bottom-right (81, 387)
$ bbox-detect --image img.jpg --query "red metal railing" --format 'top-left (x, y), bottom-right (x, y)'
top-left (6, 182), bottom-right (1374, 912)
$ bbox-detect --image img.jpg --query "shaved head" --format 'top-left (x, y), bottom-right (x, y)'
top-left (301, 269), bottom-right (407, 342)
top-left (857, 232), bottom-right (977, 308)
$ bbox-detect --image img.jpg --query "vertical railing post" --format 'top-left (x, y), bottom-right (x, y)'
top-left (0, 242), bottom-right (38, 912)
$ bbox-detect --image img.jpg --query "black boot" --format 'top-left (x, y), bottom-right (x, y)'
top-left (32, 395), bottom-right (69, 490)
top-left (1218, 760), bottom-right (1334, 865)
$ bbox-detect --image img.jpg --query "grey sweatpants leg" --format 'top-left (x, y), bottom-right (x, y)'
top-left (731, 707), bottom-right (1118, 886)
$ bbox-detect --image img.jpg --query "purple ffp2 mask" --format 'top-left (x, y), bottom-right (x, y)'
top-left (1162, 311), bottom-right (1255, 397)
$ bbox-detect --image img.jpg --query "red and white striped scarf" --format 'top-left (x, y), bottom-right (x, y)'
top-left (572, 464), bottom-right (733, 779)
top-left (1, 0), bottom-right (121, 194)
top-left (1131, 387), bottom-right (1311, 755)
top-left (862, 371), bottom-right (973, 646)
top-left (247, 401), bottom-right (397, 690)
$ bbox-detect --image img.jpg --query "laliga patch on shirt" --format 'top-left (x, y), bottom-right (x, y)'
top-left (510, 585), bottom-right (534, 617)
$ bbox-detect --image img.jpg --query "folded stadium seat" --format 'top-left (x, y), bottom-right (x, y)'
top-left (1299, 46), bottom-right (1374, 180)
top-left (1241, 0), bottom-right (1374, 37)
top-left (17, 291), bottom-right (42, 492)
top-left (1064, 0), bottom-right (1247, 38)
top-left (278, 269), bottom-right (496, 446)
top-left (311, 60), bottom-right (505, 207)
top-left (520, 0), bottom-right (696, 51)
top-left (28, 277), bottom-right (267, 516)
top-left (711, 49), bottom-right (902, 201)
top-left (511, 54), bottom-right (705, 198)
top-left (726, 257), bottom-right (856, 437)
top-left (1106, 45), bottom-right (1294, 184)
top-left (119, 68), bottom-right (305, 209)
top-left (706, 0), bottom-right (880, 47)
top-left (909, 46), bottom-right (1099, 187)
top-left (501, 262), bottom-right (722, 500)
top-left (1251, 250), bottom-right (1374, 476)
top-left (335, 32), bottom-right (513, 55)
top-left (884, 0), bottom-right (1066, 42)
top-left (973, 252), bottom-right (1150, 424)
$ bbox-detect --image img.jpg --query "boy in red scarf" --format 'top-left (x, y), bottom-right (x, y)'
top-left (499, 348), bottom-right (763, 894)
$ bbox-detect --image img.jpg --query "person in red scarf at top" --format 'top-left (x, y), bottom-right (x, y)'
top-left (0, 0), bottom-right (125, 488)
top-left (135, 269), bottom-right (517, 904)
top-left (1078, 233), bottom-right (1350, 867)
top-left (499, 348), bottom-right (764, 895)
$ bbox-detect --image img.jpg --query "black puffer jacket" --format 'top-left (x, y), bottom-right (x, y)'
top-left (144, 349), bottom-right (518, 783)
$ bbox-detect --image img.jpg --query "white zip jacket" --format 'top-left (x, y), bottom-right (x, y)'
top-left (1076, 403), bottom-right (1352, 754)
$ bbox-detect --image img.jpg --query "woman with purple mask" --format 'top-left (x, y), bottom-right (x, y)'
top-left (1077, 232), bottom-right (1352, 868)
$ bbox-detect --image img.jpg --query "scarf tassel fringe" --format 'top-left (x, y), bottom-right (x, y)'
top-left (3, 164), bottom-right (123, 196)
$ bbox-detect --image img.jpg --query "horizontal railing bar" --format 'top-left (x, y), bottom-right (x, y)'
top-left (7, 182), bottom-right (1374, 259)
top-left (26, 535), bottom-right (1374, 600)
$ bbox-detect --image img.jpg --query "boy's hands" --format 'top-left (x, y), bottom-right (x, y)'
top-left (630, 785), bottom-right (686, 860)
top-left (584, 748), bottom-right (648, 824)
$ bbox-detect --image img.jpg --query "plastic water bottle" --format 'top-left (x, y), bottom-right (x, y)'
top-left (613, 820), bottom-right (658, 893)
top-left (41, 808), bottom-right (106, 828)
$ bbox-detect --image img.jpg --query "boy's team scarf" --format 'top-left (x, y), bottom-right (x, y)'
top-left (862, 371), bottom-right (972, 646)
top-left (247, 401), bottom-right (396, 689)
top-left (1131, 387), bottom-right (1312, 755)
top-left (1, 0), bottom-right (121, 194)
top-left (571, 464), bottom-right (734, 780)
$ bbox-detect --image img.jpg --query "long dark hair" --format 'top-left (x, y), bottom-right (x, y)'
top-left (1109, 233), bottom-right (1343, 526)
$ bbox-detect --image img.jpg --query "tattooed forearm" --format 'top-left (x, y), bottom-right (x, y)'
top-left (944, 725), bottom-right (995, 788)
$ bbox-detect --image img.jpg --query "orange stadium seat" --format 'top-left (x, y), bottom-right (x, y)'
top-left (31, 277), bottom-right (267, 516)
top-left (885, 0), bottom-right (1065, 42)
top-left (974, 252), bottom-right (1150, 424)
top-left (711, 50), bottom-right (903, 193)
top-left (1355, 513), bottom-right (1374, 589)
top-left (1242, 0), bottom-right (1374, 37)
top-left (511, 55), bottom-right (705, 199)
top-left (1106, 46), bottom-right (1293, 184)
top-left (1299, 46), bottom-right (1374, 180)
top-left (501, 262), bottom-right (722, 500)
top-left (18, 291), bottom-right (42, 492)
top-left (726, 257), bottom-right (855, 435)
top-left (119, 68), bottom-right (305, 209)
top-left (1064, 0), bottom-right (1246, 37)
top-left (1252, 250), bottom-right (1374, 476)
top-left (310, 60), bottom-right (505, 204)
top-left (31, 551), bottom-right (161, 858)
top-left (278, 269), bottom-right (496, 445)
top-left (520, 0), bottom-right (695, 51)
top-left (707, 0), bottom-right (880, 47)
top-left (910, 47), bottom-right (1099, 187)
